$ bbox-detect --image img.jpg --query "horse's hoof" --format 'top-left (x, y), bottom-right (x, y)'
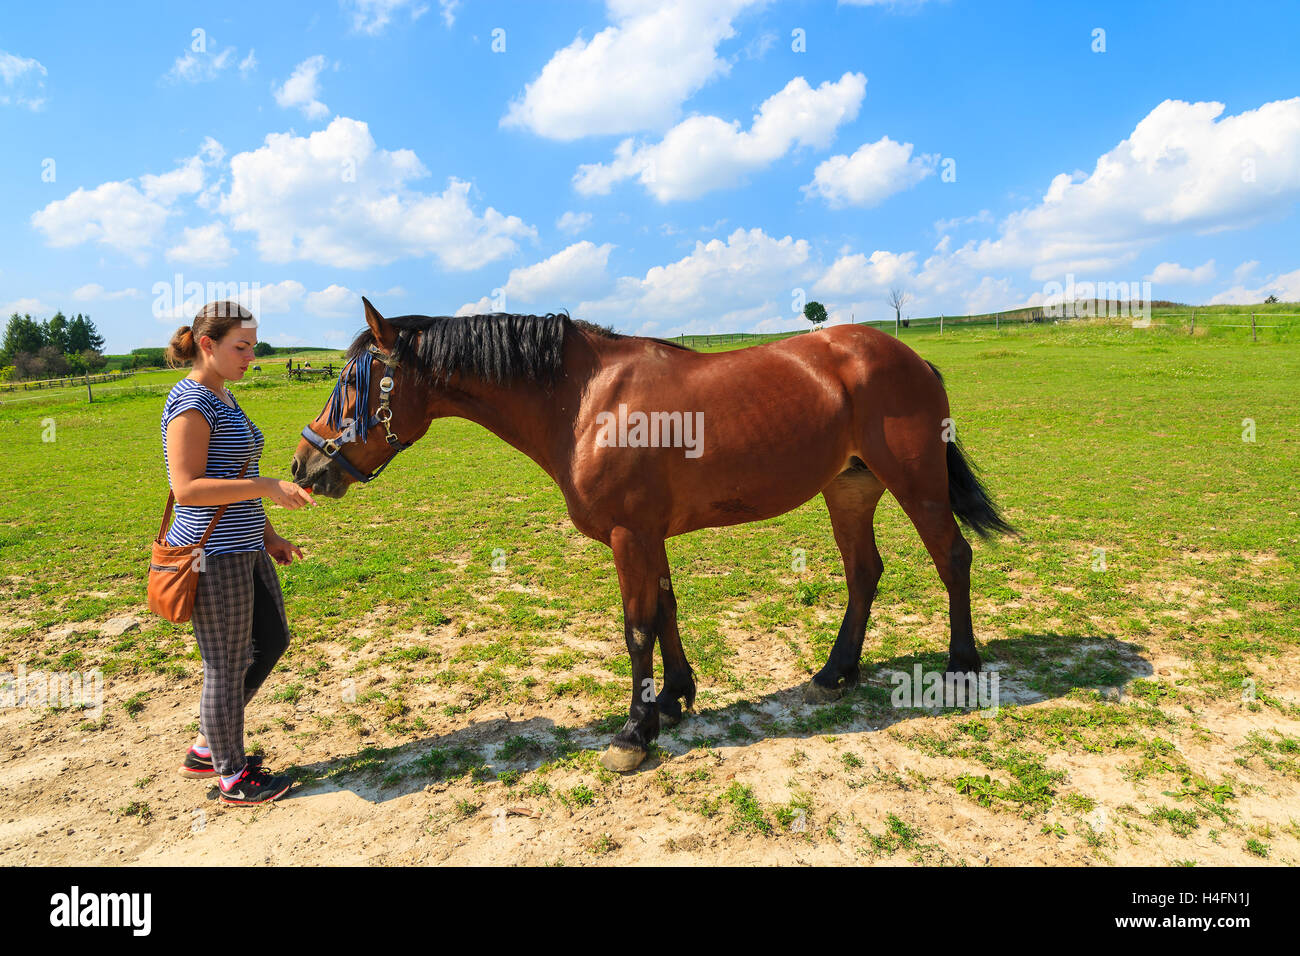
top-left (658, 700), bottom-right (687, 727)
top-left (945, 658), bottom-right (982, 676)
top-left (803, 679), bottom-right (843, 704)
top-left (600, 744), bottom-right (647, 773)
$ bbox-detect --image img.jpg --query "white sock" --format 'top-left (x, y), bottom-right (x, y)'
top-left (220, 765), bottom-right (248, 789)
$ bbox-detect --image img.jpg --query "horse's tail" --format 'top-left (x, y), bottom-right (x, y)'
top-left (925, 361), bottom-right (1018, 540)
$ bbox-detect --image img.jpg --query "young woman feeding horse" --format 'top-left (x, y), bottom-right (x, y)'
top-left (291, 298), bottom-right (1014, 772)
top-left (162, 301), bottom-right (316, 804)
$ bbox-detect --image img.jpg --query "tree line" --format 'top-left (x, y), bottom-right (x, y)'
top-left (0, 311), bottom-right (109, 382)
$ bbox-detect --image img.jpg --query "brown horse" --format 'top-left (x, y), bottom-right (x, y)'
top-left (291, 298), bottom-right (1014, 771)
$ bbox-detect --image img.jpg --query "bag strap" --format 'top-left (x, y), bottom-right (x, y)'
top-left (157, 457), bottom-right (253, 546)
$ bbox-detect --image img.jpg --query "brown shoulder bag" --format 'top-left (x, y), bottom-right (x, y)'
top-left (148, 459), bottom-right (250, 623)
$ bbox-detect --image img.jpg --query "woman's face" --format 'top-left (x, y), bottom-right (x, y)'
top-left (199, 325), bottom-right (258, 382)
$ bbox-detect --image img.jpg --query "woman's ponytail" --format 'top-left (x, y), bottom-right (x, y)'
top-left (166, 325), bottom-right (198, 367)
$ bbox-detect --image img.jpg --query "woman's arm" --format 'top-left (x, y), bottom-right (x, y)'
top-left (167, 410), bottom-right (313, 509)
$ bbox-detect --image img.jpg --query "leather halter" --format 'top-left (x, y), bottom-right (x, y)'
top-left (300, 343), bottom-right (413, 483)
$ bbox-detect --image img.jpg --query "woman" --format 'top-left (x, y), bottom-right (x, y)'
top-left (161, 301), bottom-right (316, 806)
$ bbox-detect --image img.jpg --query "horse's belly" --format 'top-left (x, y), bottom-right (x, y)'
top-left (666, 442), bottom-right (849, 535)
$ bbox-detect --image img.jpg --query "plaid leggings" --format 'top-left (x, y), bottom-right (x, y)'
top-left (190, 549), bottom-right (292, 775)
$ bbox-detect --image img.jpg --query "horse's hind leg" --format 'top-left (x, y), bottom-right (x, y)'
top-left (871, 448), bottom-right (981, 674)
top-left (804, 463), bottom-right (886, 704)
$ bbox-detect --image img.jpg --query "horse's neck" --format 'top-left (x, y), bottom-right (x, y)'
top-left (440, 373), bottom-right (577, 485)
top-left (437, 329), bottom-right (603, 486)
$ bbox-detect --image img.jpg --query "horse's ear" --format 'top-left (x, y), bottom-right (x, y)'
top-left (362, 296), bottom-right (397, 351)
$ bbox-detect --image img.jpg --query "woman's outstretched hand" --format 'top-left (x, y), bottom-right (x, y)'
top-left (263, 477), bottom-right (317, 510)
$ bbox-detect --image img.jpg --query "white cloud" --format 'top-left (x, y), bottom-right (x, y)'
top-left (576, 227), bottom-right (814, 329)
top-left (1209, 268), bottom-right (1300, 305)
top-left (934, 209), bottom-right (992, 233)
top-left (346, 0), bottom-right (430, 35)
top-left (439, 0), bottom-right (460, 27)
top-left (306, 284), bottom-right (360, 317)
top-left (960, 276), bottom-right (1021, 316)
top-left (936, 97), bottom-right (1300, 281)
top-left (166, 45), bottom-right (237, 84)
top-left (803, 136), bottom-right (936, 208)
top-left (31, 141), bottom-right (221, 259)
top-left (814, 249), bottom-right (918, 297)
top-left (743, 31), bottom-right (777, 60)
top-left (557, 211), bottom-right (593, 235)
top-left (253, 280), bottom-right (307, 315)
top-left (274, 55), bottom-right (330, 120)
top-left (0, 50), bottom-right (47, 110)
top-left (32, 181), bottom-right (173, 257)
top-left (140, 157), bottom-right (206, 204)
top-left (455, 296), bottom-right (496, 317)
top-left (239, 50), bottom-right (258, 74)
top-left (502, 241), bottom-right (615, 305)
top-left (575, 72), bottom-right (866, 201)
top-left (1233, 260), bottom-right (1259, 282)
top-left (2, 297), bottom-right (56, 317)
top-left (72, 284), bottom-right (141, 301)
top-left (1144, 259), bottom-right (1216, 284)
top-left (166, 223), bottom-right (237, 267)
top-left (219, 116), bottom-right (535, 270)
top-left (502, 0), bottom-right (766, 140)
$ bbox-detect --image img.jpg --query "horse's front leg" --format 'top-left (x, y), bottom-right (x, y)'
top-left (600, 527), bottom-right (663, 772)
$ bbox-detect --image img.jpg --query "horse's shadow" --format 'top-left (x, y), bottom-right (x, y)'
top-left (273, 632), bottom-right (1153, 805)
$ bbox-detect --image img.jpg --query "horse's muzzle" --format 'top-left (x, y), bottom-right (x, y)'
top-left (290, 447), bottom-right (351, 498)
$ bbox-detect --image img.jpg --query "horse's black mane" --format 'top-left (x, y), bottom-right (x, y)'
top-left (344, 312), bottom-right (691, 389)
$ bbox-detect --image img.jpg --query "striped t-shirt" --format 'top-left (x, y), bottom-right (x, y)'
top-left (160, 377), bottom-right (266, 556)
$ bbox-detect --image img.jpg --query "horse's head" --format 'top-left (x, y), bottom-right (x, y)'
top-left (290, 297), bottom-right (433, 498)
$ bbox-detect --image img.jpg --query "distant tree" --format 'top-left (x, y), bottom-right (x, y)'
top-left (803, 300), bottom-right (828, 328)
top-left (1264, 294), bottom-right (1279, 304)
top-left (888, 288), bottom-right (910, 336)
top-left (44, 312), bottom-right (70, 354)
top-left (0, 313), bottom-right (45, 367)
top-left (254, 341), bottom-right (275, 357)
top-left (14, 351), bottom-right (44, 380)
top-left (66, 313), bottom-right (104, 353)
top-left (38, 344), bottom-right (69, 377)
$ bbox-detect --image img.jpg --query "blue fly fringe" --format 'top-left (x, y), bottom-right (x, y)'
top-left (325, 354), bottom-right (373, 443)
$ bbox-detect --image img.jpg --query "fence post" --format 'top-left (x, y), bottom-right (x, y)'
top-left (996, 314), bottom-right (1000, 331)
top-left (940, 314), bottom-right (944, 334)
top-left (85, 370), bottom-right (92, 404)
top-left (1190, 311), bottom-right (1195, 335)
top-left (1251, 312), bottom-right (1256, 342)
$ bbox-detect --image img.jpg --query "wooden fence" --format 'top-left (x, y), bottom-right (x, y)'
top-left (0, 369), bottom-right (135, 393)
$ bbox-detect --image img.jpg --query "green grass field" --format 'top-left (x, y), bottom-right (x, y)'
top-left (2, 313), bottom-right (1297, 864)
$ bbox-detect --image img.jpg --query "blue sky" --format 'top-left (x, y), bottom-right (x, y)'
top-left (2, 0), bottom-right (1298, 353)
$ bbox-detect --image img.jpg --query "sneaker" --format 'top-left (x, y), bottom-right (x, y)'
top-left (178, 748), bottom-right (264, 779)
top-left (218, 765), bottom-right (293, 806)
